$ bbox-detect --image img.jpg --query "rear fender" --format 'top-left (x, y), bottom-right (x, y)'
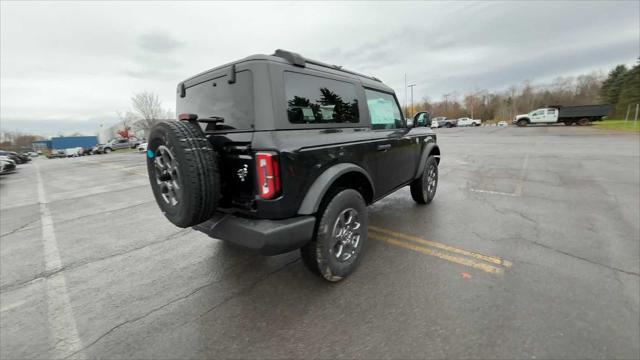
top-left (297, 163), bottom-right (374, 215)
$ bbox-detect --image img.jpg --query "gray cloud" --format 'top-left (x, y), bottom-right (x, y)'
top-left (415, 32), bottom-right (639, 96)
top-left (136, 32), bottom-right (185, 54)
top-left (124, 32), bottom-right (185, 79)
top-left (0, 1), bottom-right (638, 135)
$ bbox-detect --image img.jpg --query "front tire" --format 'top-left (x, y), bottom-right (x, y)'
top-left (516, 119), bottom-right (528, 127)
top-left (103, 147), bottom-right (112, 154)
top-left (410, 156), bottom-right (438, 204)
top-left (301, 189), bottom-right (368, 282)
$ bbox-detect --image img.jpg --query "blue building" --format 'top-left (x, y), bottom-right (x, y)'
top-left (32, 136), bottom-right (98, 151)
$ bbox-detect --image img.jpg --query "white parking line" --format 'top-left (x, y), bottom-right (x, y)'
top-left (469, 189), bottom-right (520, 197)
top-left (35, 163), bottom-right (85, 359)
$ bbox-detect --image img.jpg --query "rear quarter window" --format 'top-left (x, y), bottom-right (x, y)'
top-left (284, 72), bottom-right (359, 125)
top-left (177, 70), bottom-right (254, 131)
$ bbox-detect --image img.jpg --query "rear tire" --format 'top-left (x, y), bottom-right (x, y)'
top-left (410, 156), bottom-right (438, 204)
top-left (301, 189), bottom-right (368, 282)
top-left (577, 118), bottom-right (590, 126)
top-left (147, 121), bottom-right (221, 228)
top-left (445, 122), bottom-right (453, 128)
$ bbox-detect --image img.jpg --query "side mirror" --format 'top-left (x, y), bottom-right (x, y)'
top-left (413, 112), bottom-right (430, 127)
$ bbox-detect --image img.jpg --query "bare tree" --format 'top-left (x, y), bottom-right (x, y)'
top-left (130, 91), bottom-right (165, 136)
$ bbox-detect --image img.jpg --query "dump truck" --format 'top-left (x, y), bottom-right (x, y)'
top-left (513, 105), bottom-right (611, 126)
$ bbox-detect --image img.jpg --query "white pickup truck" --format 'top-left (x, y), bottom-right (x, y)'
top-left (513, 105), bottom-right (611, 127)
top-left (457, 117), bottom-right (482, 127)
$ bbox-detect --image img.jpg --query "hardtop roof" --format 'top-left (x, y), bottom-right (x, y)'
top-left (180, 50), bottom-right (394, 93)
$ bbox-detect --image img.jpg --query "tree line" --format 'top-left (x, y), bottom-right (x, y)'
top-left (405, 61), bottom-right (639, 122)
top-left (0, 132), bottom-right (45, 152)
top-left (0, 91), bottom-right (172, 151)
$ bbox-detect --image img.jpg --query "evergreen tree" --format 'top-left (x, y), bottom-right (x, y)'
top-left (615, 63), bottom-right (640, 118)
top-left (599, 65), bottom-right (628, 106)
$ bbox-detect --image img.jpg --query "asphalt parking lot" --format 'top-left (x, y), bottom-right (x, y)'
top-left (1, 126), bottom-right (639, 359)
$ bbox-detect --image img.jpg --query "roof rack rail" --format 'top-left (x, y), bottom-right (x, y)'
top-left (272, 49), bottom-right (381, 82)
top-left (273, 49), bottom-right (306, 67)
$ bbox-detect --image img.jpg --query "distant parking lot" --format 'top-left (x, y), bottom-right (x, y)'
top-left (1, 126), bottom-right (639, 359)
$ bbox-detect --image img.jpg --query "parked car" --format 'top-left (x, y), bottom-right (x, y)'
top-left (431, 116), bottom-right (457, 128)
top-left (64, 147), bottom-right (83, 157)
top-left (90, 144), bottom-right (104, 154)
top-left (0, 158), bottom-right (17, 174)
top-left (0, 150), bottom-right (27, 164)
top-left (146, 49), bottom-right (441, 282)
top-left (47, 150), bottom-right (67, 159)
top-left (457, 117), bottom-right (482, 127)
top-left (497, 121), bottom-right (508, 127)
top-left (137, 142), bottom-right (148, 152)
top-left (101, 138), bottom-right (141, 153)
top-left (513, 105), bottom-right (611, 127)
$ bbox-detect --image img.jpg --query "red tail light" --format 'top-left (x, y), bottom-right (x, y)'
top-left (256, 152), bottom-right (281, 199)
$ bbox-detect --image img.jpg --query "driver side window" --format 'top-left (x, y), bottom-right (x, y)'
top-left (365, 89), bottom-right (405, 130)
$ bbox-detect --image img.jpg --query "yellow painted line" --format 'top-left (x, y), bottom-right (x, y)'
top-left (369, 233), bottom-right (503, 274)
top-left (369, 225), bottom-right (512, 268)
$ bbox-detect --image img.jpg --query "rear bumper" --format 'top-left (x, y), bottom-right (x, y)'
top-left (193, 212), bottom-right (316, 255)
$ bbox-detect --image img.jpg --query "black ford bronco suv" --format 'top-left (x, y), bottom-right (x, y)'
top-left (146, 50), bottom-right (441, 281)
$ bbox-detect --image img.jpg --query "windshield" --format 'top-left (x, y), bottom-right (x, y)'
top-left (177, 69), bottom-right (254, 131)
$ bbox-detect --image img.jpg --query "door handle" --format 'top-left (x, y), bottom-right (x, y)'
top-left (377, 144), bottom-right (391, 151)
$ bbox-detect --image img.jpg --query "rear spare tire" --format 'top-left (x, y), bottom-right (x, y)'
top-left (147, 121), bottom-right (220, 228)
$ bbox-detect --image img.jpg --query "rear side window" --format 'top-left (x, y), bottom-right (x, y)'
top-left (364, 89), bottom-right (404, 130)
top-left (285, 72), bottom-right (359, 124)
top-left (177, 70), bottom-right (254, 131)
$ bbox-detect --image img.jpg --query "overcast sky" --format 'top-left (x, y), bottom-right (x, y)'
top-left (1, 1), bottom-right (638, 136)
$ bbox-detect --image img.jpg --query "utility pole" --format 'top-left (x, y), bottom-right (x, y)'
top-left (635, 104), bottom-right (639, 127)
top-left (408, 84), bottom-right (416, 116)
top-left (404, 73), bottom-right (407, 115)
top-left (443, 93), bottom-right (450, 114)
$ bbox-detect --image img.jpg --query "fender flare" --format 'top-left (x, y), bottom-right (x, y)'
top-left (414, 143), bottom-right (441, 179)
top-left (297, 163), bottom-right (374, 215)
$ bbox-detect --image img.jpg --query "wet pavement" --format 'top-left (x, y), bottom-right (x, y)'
top-left (1, 125), bottom-right (639, 359)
